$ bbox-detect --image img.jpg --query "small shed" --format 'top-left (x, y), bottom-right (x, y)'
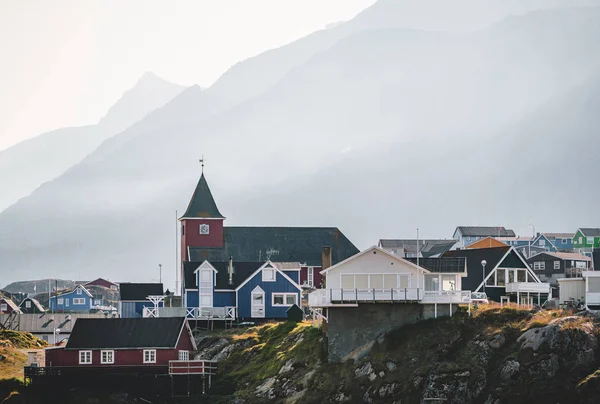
top-left (286, 304), bottom-right (303, 323)
top-left (557, 278), bottom-right (585, 305)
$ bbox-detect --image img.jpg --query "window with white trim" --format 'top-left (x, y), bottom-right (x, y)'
top-left (57, 298), bottom-right (64, 305)
top-left (65, 299), bottom-right (69, 307)
top-left (262, 268), bottom-right (276, 282)
top-left (143, 349), bottom-right (156, 363)
top-left (79, 350), bottom-right (92, 364)
top-left (539, 240), bottom-right (545, 246)
top-left (179, 350), bottom-right (189, 361)
top-left (579, 236), bottom-right (583, 244)
top-left (307, 268), bottom-right (314, 287)
top-left (199, 224), bottom-right (210, 234)
top-left (93, 299), bottom-right (102, 305)
top-left (73, 298), bottom-right (85, 305)
top-left (562, 238), bottom-right (568, 244)
top-left (533, 262), bottom-right (545, 271)
top-left (101, 350), bottom-right (114, 364)
top-left (25, 301), bottom-right (31, 308)
top-left (76, 288), bottom-right (82, 295)
top-left (554, 261), bottom-right (561, 270)
top-left (587, 237), bottom-right (594, 245)
top-left (0, 303), bottom-right (7, 312)
top-left (272, 293), bottom-right (298, 306)
top-left (576, 261), bottom-right (588, 269)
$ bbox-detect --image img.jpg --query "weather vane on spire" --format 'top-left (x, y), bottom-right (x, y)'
top-left (200, 155), bottom-right (205, 174)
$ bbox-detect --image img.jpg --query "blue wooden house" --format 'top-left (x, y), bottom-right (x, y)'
top-left (49, 285), bottom-right (95, 313)
top-left (118, 283), bottom-right (164, 318)
top-left (183, 259), bottom-right (302, 320)
top-left (539, 233), bottom-right (574, 251)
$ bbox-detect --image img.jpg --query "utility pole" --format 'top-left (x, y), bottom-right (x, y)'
top-left (159, 264), bottom-right (162, 284)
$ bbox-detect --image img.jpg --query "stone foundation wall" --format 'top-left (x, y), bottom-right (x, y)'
top-left (326, 303), bottom-right (457, 362)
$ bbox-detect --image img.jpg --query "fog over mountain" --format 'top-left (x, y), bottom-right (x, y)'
top-left (0, 73), bottom-right (184, 211)
top-left (1, 0), bottom-right (600, 287)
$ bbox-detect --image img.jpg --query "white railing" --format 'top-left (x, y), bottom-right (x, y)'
top-left (169, 360), bottom-right (218, 375)
top-left (422, 290), bottom-right (471, 304)
top-left (308, 288), bottom-right (471, 307)
top-left (505, 282), bottom-right (550, 294)
top-left (184, 306), bottom-right (236, 319)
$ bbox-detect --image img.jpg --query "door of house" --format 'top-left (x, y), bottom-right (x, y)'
top-left (251, 287), bottom-right (265, 318)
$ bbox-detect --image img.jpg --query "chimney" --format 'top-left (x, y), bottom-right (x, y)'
top-left (228, 256), bottom-right (234, 286)
top-left (322, 246), bottom-right (332, 271)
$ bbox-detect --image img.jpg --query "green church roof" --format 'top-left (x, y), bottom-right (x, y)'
top-left (181, 174), bottom-right (225, 219)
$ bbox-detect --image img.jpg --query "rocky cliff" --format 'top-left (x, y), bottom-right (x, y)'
top-left (197, 308), bottom-right (600, 404)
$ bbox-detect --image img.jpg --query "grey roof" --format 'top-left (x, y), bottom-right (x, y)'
top-left (379, 239), bottom-right (456, 258)
top-left (180, 173), bottom-right (225, 219)
top-left (580, 228), bottom-right (600, 237)
top-left (405, 257), bottom-right (466, 273)
top-left (119, 283), bottom-right (164, 301)
top-left (455, 226), bottom-right (515, 237)
top-left (542, 233), bottom-right (574, 239)
top-left (19, 297), bottom-right (46, 313)
top-left (189, 227), bottom-right (358, 267)
top-left (66, 317), bottom-right (186, 349)
top-left (0, 313), bottom-right (107, 334)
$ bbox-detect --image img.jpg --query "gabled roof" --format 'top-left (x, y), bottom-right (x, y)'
top-left (527, 252), bottom-right (591, 262)
top-left (66, 317), bottom-right (188, 349)
top-left (321, 246), bottom-right (430, 275)
top-left (466, 237), bottom-right (508, 250)
top-left (184, 261), bottom-right (262, 290)
top-left (579, 228), bottom-right (600, 237)
top-left (188, 227), bottom-right (358, 267)
top-left (119, 283), bottom-right (164, 301)
top-left (455, 226), bottom-right (515, 237)
top-left (10, 313), bottom-right (107, 333)
top-left (378, 239), bottom-right (457, 257)
top-left (19, 297), bottom-right (46, 312)
top-left (85, 278), bottom-right (118, 287)
top-left (273, 262), bottom-right (302, 270)
top-left (0, 297), bottom-right (21, 312)
top-left (405, 257), bottom-right (466, 273)
top-left (53, 285), bottom-right (93, 298)
top-left (180, 173), bottom-right (225, 219)
top-left (443, 246), bottom-right (513, 270)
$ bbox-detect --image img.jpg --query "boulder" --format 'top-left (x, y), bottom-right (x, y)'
top-left (500, 360), bottom-right (520, 380)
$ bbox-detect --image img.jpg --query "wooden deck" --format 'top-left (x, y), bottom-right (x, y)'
top-left (168, 360), bottom-right (217, 375)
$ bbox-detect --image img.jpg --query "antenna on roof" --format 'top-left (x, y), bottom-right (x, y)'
top-left (199, 155), bottom-right (205, 174)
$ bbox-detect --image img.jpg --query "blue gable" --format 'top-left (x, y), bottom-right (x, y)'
top-left (531, 234), bottom-right (556, 252)
top-left (282, 270), bottom-right (299, 284)
top-left (49, 286), bottom-right (92, 312)
top-left (214, 291), bottom-right (236, 307)
top-left (236, 266), bottom-right (300, 319)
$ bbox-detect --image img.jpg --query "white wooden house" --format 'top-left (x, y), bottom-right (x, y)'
top-left (308, 246), bottom-right (470, 317)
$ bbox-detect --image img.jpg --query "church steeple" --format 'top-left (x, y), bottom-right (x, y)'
top-left (180, 172), bottom-right (225, 219)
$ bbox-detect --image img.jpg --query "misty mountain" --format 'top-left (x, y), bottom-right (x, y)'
top-left (1, 2), bottom-right (600, 286)
top-left (0, 72), bottom-right (184, 212)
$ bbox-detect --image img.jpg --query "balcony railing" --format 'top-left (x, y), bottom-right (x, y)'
top-left (308, 288), bottom-right (471, 307)
top-left (168, 360), bottom-right (217, 375)
top-left (505, 282), bottom-right (550, 294)
top-left (143, 306), bottom-right (237, 319)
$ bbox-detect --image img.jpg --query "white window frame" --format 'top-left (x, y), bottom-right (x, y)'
top-left (101, 350), bottom-right (114, 364)
top-left (79, 350), bottom-right (92, 364)
top-left (562, 238), bottom-right (568, 244)
top-left (307, 267), bottom-right (314, 287)
top-left (57, 298), bottom-right (64, 305)
top-left (533, 262), bottom-right (545, 271)
top-left (94, 299), bottom-right (102, 305)
top-left (587, 237), bottom-right (595, 245)
top-left (65, 299), bottom-right (69, 307)
top-left (272, 293), bottom-right (298, 307)
top-left (76, 288), bottom-right (82, 295)
top-left (0, 303), bottom-right (7, 311)
top-left (73, 298), bottom-right (85, 305)
top-left (178, 350), bottom-right (189, 361)
top-left (25, 301), bottom-right (31, 308)
top-left (553, 261), bottom-right (561, 270)
top-left (539, 240), bottom-right (545, 246)
top-left (143, 349), bottom-right (156, 364)
top-left (262, 268), bottom-right (276, 282)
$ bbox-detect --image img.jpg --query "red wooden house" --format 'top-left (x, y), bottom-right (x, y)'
top-left (0, 297), bottom-right (21, 314)
top-left (45, 317), bottom-right (200, 375)
top-left (85, 278), bottom-right (119, 291)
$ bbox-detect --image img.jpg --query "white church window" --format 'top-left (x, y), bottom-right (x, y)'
top-left (199, 224), bottom-right (210, 235)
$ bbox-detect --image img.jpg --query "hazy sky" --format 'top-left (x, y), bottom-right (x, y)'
top-left (0, 0), bottom-right (375, 151)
